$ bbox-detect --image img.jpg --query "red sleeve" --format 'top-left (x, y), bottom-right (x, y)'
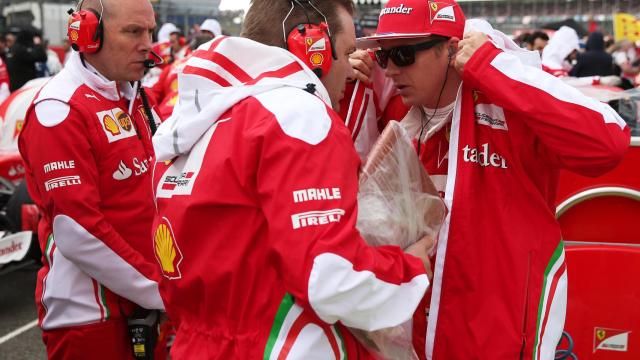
top-left (463, 42), bottom-right (630, 176)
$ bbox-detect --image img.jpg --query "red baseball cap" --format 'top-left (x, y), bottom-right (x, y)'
top-left (357, 0), bottom-right (466, 49)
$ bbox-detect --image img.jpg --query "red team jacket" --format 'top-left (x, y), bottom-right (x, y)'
top-left (19, 52), bottom-right (164, 331)
top-left (342, 39), bottom-right (629, 359)
top-left (422, 42), bottom-right (629, 359)
top-left (151, 37), bottom-right (430, 359)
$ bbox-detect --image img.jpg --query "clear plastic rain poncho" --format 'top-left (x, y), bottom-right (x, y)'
top-left (352, 121), bottom-right (447, 360)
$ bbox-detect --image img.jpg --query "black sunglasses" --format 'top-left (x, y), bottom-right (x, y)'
top-left (375, 38), bottom-right (448, 69)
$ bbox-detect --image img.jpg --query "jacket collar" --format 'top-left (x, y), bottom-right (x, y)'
top-left (66, 51), bottom-right (136, 102)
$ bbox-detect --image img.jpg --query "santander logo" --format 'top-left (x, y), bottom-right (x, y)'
top-left (462, 143), bottom-right (508, 169)
top-left (380, 4), bottom-right (413, 17)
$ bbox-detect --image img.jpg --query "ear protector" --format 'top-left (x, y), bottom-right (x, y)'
top-left (447, 46), bottom-right (455, 60)
top-left (67, 7), bottom-right (103, 54)
top-left (283, 0), bottom-right (337, 79)
top-left (287, 22), bottom-right (336, 78)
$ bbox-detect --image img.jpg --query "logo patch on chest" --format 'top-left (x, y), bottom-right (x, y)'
top-left (474, 103), bottom-right (508, 131)
top-left (97, 108), bottom-right (137, 143)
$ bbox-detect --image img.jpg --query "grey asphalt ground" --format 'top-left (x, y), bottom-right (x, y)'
top-left (0, 262), bottom-right (46, 360)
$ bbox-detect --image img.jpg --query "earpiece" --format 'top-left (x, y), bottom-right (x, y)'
top-left (448, 46), bottom-right (455, 60)
top-left (67, 7), bottom-right (103, 54)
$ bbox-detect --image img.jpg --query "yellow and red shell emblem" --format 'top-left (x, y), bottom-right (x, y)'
top-left (70, 30), bottom-right (79, 42)
top-left (14, 119), bottom-right (24, 138)
top-left (154, 218), bottom-right (183, 279)
top-left (103, 114), bottom-right (120, 136)
top-left (309, 53), bottom-right (324, 67)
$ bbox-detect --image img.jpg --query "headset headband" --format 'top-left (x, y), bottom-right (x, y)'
top-left (281, 0), bottom-right (332, 44)
top-left (77, 0), bottom-right (104, 23)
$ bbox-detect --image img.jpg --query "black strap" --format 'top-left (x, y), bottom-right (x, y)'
top-left (138, 83), bottom-right (157, 136)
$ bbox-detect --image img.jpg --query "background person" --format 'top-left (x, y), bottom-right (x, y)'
top-left (18, 0), bottom-right (164, 358)
top-left (6, 26), bottom-right (47, 91)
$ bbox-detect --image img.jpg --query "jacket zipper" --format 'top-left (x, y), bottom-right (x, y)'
top-left (519, 252), bottom-right (532, 360)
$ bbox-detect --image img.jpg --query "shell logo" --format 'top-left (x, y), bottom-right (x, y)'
top-left (310, 53), bottom-right (324, 67)
top-left (154, 218), bottom-right (183, 279)
top-left (103, 115), bottom-right (121, 136)
top-left (70, 30), bottom-right (79, 42)
top-left (116, 111), bottom-right (133, 132)
top-left (14, 120), bottom-right (24, 138)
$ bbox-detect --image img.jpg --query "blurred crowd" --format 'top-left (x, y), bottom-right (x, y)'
top-left (0, 18), bottom-right (225, 107)
top-left (515, 27), bottom-right (640, 88)
top-left (1, 16), bottom-right (639, 114)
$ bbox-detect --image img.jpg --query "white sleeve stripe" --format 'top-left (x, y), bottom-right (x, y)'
top-left (490, 53), bottom-right (627, 130)
top-left (308, 252), bottom-right (428, 331)
top-left (53, 215), bottom-right (164, 310)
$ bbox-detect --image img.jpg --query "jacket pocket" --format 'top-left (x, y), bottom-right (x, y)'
top-left (519, 251), bottom-right (533, 360)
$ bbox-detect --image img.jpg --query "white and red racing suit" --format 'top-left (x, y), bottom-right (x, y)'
top-left (421, 41), bottom-right (629, 360)
top-left (18, 51), bottom-right (164, 359)
top-left (347, 31), bottom-right (630, 358)
top-left (151, 36), bottom-right (430, 360)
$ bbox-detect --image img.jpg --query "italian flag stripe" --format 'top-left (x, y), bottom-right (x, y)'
top-left (44, 234), bottom-right (54, 266)
top-left (264, 294), bottom-right (295, 360)
top-left (532, 242), bottom-right (565, 359)
top-left (92, 279), bottom-right (105, 321)
top-left (331, 326), bottom-right (347, 360)
top-left (263, 294), bottom-right (345, 359)
top-left (99, 283), bottom-right (110, 320)
top-left (536, 262), bottom-right (566, 355)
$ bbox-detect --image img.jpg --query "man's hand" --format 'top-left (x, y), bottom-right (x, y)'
top-left (405, 236), bottom-right (434, 280)
top-left (454, 31), bottom-right (489, 75)
top-left (348, 49), bottom-right (374, 83)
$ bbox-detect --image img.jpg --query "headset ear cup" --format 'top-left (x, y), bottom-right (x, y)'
top-left (69, 8), bottom-right (102, 53)
top-left (286, 23), bottom-right (332, 79)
